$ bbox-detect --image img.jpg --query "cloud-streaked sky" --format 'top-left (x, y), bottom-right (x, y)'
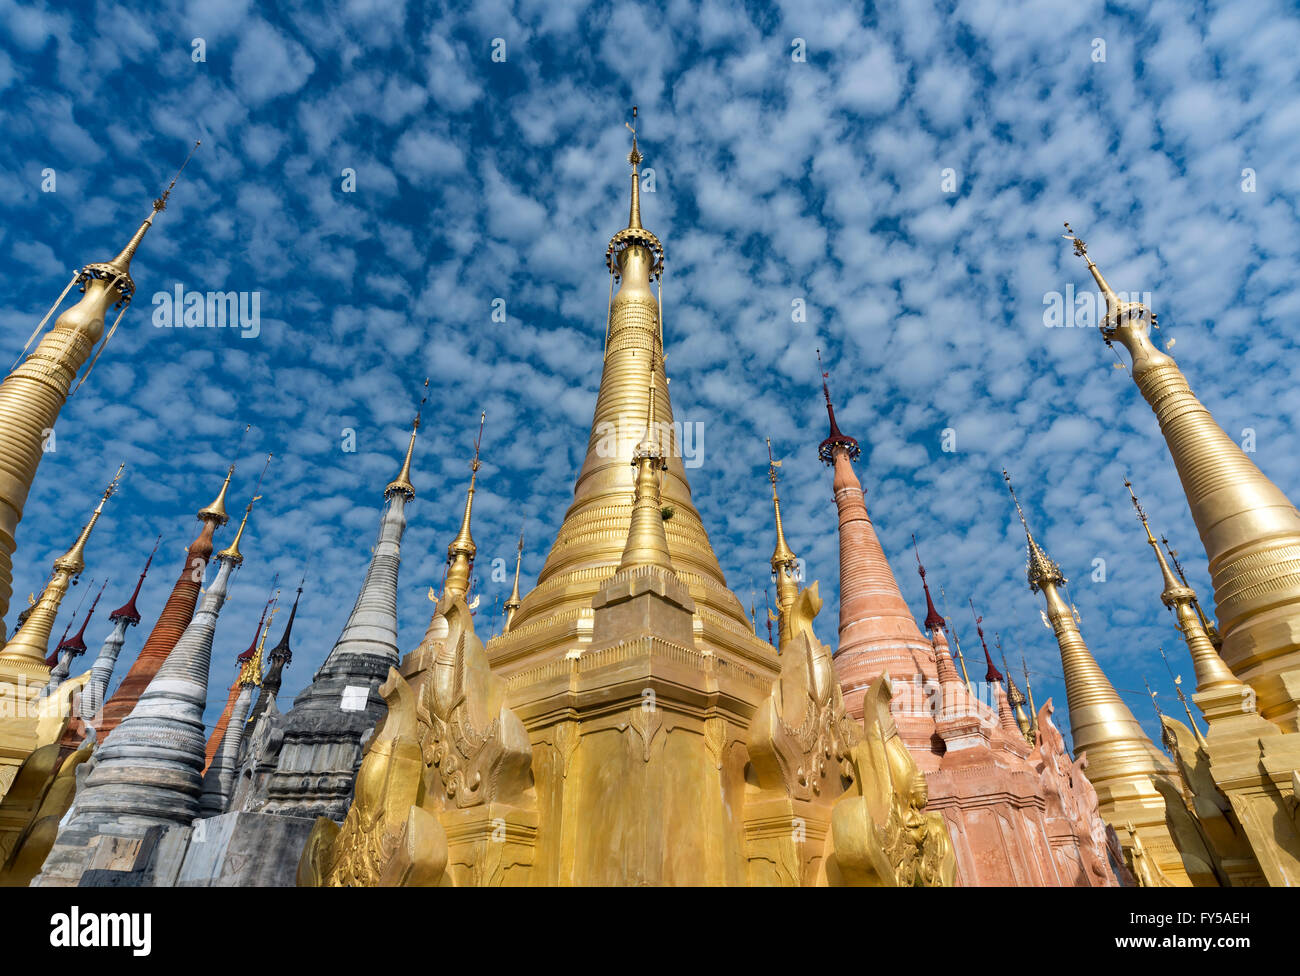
top-left (3, 0), bottom-right (1299, 750)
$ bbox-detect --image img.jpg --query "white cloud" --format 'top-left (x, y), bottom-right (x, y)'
top-left (231, 18), bottom-right (315, 105)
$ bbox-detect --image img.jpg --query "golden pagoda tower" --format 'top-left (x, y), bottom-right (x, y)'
top-left (298, 115), bottom-right (956, 888)
top-left (0, 146), bottom-right (195, 638)
top-left (0, 465), bottom-right (123, 796)
top-left (491, 117), bottom-right (757, 673)
top-left (999, 643), bottom-right (1034, 744)
top-left (1064, 224), bottom-right (1300, 729)
top-left (443, 412), bottom-right (484, 603)
top-left (1003, 470), bottom-right (1217, 885)
top-left (502, 530), bottom-right (524, 632)
top-left (1126, 479), bottom-right (1300, 885)
top-left (766, 439), bottom-right (800, 649)
top-left (480, 115), bottom-right (783, 884)
top-left (1021, 656), bottom-right (1039, 739)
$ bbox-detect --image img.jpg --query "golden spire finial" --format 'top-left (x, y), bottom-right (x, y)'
top-left (1159, 645), bottom-right (1209, 749)
top-left (54, 463), bottom-right (124, 576)
top-left (617, 351), bottom-right (675, 575)
top-left (444, 413), bottom-right (485, 600)
top-left (0, 465), bottom-right (121, 665)
top-left (1021, 654), bottom-right (1039, 735)
top-left (605, 107), bottom-right (664, 280)
top-left (1003, 468), bottom-right (1064, 592)
top-left (98, 140), bottom-right (202, 289)
top-left (1159, 533), bottom-right (1222, 648)
top-left (199, 424), bottom-right (249, 526)
top-left (1125, 477), bottom-right (1183, 596)
top-left (767, 437), bottom-right (796, 568)
top-left (1128, 478), bottom-right (1240, 694)
top-left (217, 453), bottom-right (270, 565)
top-left (1062, 221), bottom-right (1120, 305)
top-left (767, 437), bottom-right (800, 646)
top-left (198, 463), bottom-right (235, 526)
top-left (385, 377), bottom-right (429, 500)
top-left (241, 596), bottom-right (277, 687)
top-left (625, 105), bottom-right (643, 230)
top-left (503, 528), bottom-right (525, 631)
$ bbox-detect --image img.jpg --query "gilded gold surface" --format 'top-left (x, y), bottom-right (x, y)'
top-left (1067, 225), bottom-right (1300, 728)
top-left (495, 133), bottom-right (753, 672)
top-left (1007, 471), bottom-right (1215, 884)
top-left (299, 595), bottom-right (536, 886)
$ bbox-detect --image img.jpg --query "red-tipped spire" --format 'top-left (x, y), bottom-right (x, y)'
top-left (969, 598), bottom-right (1002, 683)
top-left (48, 610), bottom-right (77, 665)
top-left (236, 600), bottom-right (270, 666)
top-left (57, 578), bottom-right (107, 659)
top-left (817, 349), bottom-right (861, 465)
top-left (110, 535), bottom-right (160, 626)
top-left (912, 535), bottom-right (947, 633)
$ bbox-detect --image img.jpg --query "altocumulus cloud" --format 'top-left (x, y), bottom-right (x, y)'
top-left (0, 0), bottom-right (1297, 748)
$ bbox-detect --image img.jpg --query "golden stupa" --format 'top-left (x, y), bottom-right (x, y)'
top-left (298, 117), bottom-right (956, 887)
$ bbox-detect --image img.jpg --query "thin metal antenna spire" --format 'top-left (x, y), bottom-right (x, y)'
top-left (155, 139), bottom-right (201, 212)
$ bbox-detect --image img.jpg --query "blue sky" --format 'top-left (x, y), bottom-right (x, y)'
top-left (3, 0), bottom-right (1299, 751)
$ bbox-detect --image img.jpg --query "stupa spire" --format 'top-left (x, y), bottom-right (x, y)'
top-left (386, 378), bottom-right (427, 500)
top-left (912, 534), bottom-right (946, 634)
top-left (766, 438), bottom-right (799, 645)
top-left (817, 348), bottom-right (860, 465)
top-left (247, 577), bottom-right (301, 730)
top-left (1021, 655), bottom-right (1039, 737)
top-left (47, 578), bottom-right (106, 686)
top-left (94, 140), bottom-right (200, 292)
top-left (200, 595), bottom-right (276, 816)
top-left (197, 464), bottom-right (235, 526)
top-left (940, 585), bottom-right (973, 692)
top-left (95, 459), bottom-right (238, 743)
top-left (110, 534), bottom-right (159, 626)
top-left (204, 593), bottom-right (271, 773)
top-left (258, 398), bottom-right (419, 821)
top-left (503, 530), bottom-right (525, 632)
top-left (0, 465), bottom-right (122, 670)
top-left (969, 599), bottom-right (1002, 684)
top-left (825, 350), bottom-right (936, 722)
top-left (1157, 646), bottom-right (1209, 750)
top-left (0, 144), bottom-right (196, 634)
top-left (1064, 222), bottom-right (1300, 728)
top-left (999, 641), bottom-right (1033, 742)
top-left (444, 411), bottom-right (485, 601)
top-left (43, 579), bottom-right (107, 697)
top-left (1002, 470), bottom-right (1171, 781)
top-left (912, 537), bottom-right (962, 688)
top-left (618, 350), bottom-right (675, 574)
top-left (66, 486), bottom-right (257, 829)
top-left (1160, 535), bottom-right (1222, 649)
top-left (62, 539), bottom-right (158, 751)
top-left (216, 454), bottom-right (270, 567)
top-left (625, 106), bottom-right (643, 231)
top-left (499, 111), bottom-right (752, 658)
top-left (1124, 479), bottom-right (1239, 695)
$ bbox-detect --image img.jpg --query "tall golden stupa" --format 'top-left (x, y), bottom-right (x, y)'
top-left (297, 117), bottom-right (956, 887)
top-left (1064, 224), bottom-right (1300, 730)
top-left (489, 128), bottom-right (760, 675)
